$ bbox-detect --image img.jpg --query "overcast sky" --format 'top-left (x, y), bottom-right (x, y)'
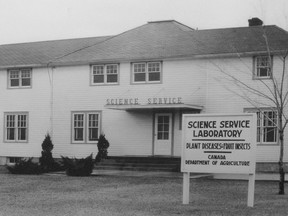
top-left (0, 0), bottom-right (287, 45)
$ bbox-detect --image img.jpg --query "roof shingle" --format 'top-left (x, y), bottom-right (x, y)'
top-left (1, 20), bottom-right (288, 68)
top-left (51, 21), bottom-right (288, 65)
top-left (0, 36), bottom-right (110, 68)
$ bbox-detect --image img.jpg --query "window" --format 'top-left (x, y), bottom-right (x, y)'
top-left (4, 113), bottom-right (28, 142)
top-left (8, 68), bottom-right (32, 88)
top-left (257, 110), bottom-right (278, 144)
top-left (8, 157), bottom-right (22, 164)
top-left (254, 56), bottom-right (272, 78)
top-left (91, 64), bottom-right (118, 85)
top-left (72, 111), bottom-right (101, 143)
top-left (132, 62), bottom-right (161, 83)
top-left (245, 109), bottom-right (277, 144)
top-left (157, 115), bottom-right (170, 140)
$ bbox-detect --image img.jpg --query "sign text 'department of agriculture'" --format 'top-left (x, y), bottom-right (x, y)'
top-left (181, 114), bottom-right (256, 174)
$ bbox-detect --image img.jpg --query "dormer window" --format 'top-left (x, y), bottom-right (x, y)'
top-left (8, 68), bottom-right (32, 88)
top-left (254, 56), bottom-right (272, 79)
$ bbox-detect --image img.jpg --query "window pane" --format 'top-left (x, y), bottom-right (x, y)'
top-left (260, 111), bottom-right (277, 143)
top-left (17, 115), bottom-right (27, 141)
top-left (164, 124), bottom-right (169, 132)
top-left (157, 115), bottom-right (169, 140)
top-left (10, 71), bottom-right (19, 78)
top-left (163, 132), bottom-right (169, 140)
top-left (89, 128), bottom-right (98, 141)
top-left (157, 132), bottom-right (163, 140)
top-left (89, 114), bottom-right (98, 127)
top-left (106, 65), bottom-right (118, 74)
top-left (258, 68), bottom-right (269, 77)
top-left (7, 115), bottom-right (15, 127)
top-left (264, 128), bottom-right (276, 142)
top-left (263, 111), bottom-right (276, 126)
top-left (257, 127), bottom-right (261, 142)
top-left (7, 128), bottom-right (15, 140)
top-left (74, 128), bottom-right (84, 141)
top-left (107, 74), bottom-right (118, 83)
top-left (134, 63), bottom-right (146, 72)
top-left (134, 73), bottom-right (146, 82)
top-left (18, 128), bottom-right (27, 140)
top-left (21, 78), bottom-right (31, 86)
top-left (6, 115), bottom-right (15, 141)
top-left (256, 112), bottom-right (261, 126)
top-left (94, 75), bottom-right (104, 83)
top-left (88, 114), bottom-right (99, 141)
top-left (158, 124), bottom-right (163, 131)
top-left (18, 115), bottom-right (27, 127)
top-left (21, 70), bottom-right (31, 78)
top-left (93, 65), bottom-right (104, 74)
top-left (10, 79), bottom-right (19, 87)
top-left (256, 56), bottom-right (271, 77)
top-left (158, 116), bottom-right (163, 124)
top-left (148, 62), bottom-right (160, 72)
top-left (163, 116), bottom-right (169, 124)
top-left (74, 114), bottom-right (84, 127)
top-left (149, 72), bottom-right (160, 81)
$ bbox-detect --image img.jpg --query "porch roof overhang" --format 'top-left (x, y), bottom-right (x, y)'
top-left (104, 103), bottom-right (203, 111)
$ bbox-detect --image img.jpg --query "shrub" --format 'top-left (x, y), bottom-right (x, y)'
top-left (6, 158), bottom-right (42, 175)
top-left (39, 133), bottom-right (62, 172)
top-left (95, 134), bottom-right (110, 163)
top-left (61, 154), bottom-right (94, 176)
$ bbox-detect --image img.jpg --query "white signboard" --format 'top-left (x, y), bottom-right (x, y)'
top-left (181, 114), bottom-right (256, 174)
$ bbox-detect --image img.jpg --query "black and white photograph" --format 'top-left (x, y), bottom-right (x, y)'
top-left (0, 0), bottom-right (287, 215)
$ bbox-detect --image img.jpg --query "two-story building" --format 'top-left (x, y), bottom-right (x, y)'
top-left (0, 19), bottom-right (288, 170)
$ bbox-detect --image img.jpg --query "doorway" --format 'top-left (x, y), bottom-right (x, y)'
top-left (154, 113), bottom-right (173, 155)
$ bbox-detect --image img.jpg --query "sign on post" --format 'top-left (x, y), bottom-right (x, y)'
top-left (181, 114), bottom-right (256, 207)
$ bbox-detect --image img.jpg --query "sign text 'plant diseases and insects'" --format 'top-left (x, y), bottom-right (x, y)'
top-left (181, 114), bottom-right (256, 174)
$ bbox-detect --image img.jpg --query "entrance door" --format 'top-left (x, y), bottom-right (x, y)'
top-left (154, 113), bottom-right (173, 155)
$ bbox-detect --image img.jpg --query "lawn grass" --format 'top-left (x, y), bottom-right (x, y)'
top-left (0, 173), bottom-right (287, 216)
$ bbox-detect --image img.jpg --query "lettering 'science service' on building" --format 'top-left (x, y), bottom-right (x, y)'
top-left (181, 114), bottom-right (256, 174)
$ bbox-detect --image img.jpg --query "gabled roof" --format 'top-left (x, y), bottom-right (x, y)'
top-left (1, 20), bottom-right (288, 68)
top-left (0, 36), bottom-right (111, 68)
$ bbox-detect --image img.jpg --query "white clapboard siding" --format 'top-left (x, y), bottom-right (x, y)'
top-left (0, 68), bottom-right (51, 158)
top-left (204, 56), bottom-right (287, 162)
top-left (51, 60), bottom-right (207, 158)
top-left (0, 56), bottom-right (287, 163)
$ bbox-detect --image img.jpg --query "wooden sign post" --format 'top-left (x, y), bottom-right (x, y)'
top-left (181, 114), bottom-right (256, 207)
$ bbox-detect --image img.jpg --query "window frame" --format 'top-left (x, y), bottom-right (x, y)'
top-left (253, 56), bottom-right (273, 79)
top-left (7, 68), bottom-right (32, 88)
top-left (4, 112), bottom-right (29, 143)
top-left (91, 64), bottom-right (119, 85)
top-left (7, 157), bottom-right (23, 165)
top-left (132, 61), bottom-right (162, 84)
top-left (244, 108), bottom-right (278, 145)
top-left (71, 111), bottom-right (101, 144)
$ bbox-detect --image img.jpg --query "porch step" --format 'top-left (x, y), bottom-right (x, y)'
top-left (95, 156), bottom-right (181, 172)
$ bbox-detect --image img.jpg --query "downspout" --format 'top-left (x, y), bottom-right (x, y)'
top-left (47, 62), bottom-right (54, 139)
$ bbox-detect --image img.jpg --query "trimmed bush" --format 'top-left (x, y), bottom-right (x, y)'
top-left (39, 133), bottom-right (62, 172)
top-left (95, 134), bottom-right (110, 163)
top-left (61, 154), bottom-right (94, 176)
top-left (6, 158), bottom-right (42, 175)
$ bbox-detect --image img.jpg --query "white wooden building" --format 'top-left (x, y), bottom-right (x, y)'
top-left (0, 19), bottom-right (288, 170)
